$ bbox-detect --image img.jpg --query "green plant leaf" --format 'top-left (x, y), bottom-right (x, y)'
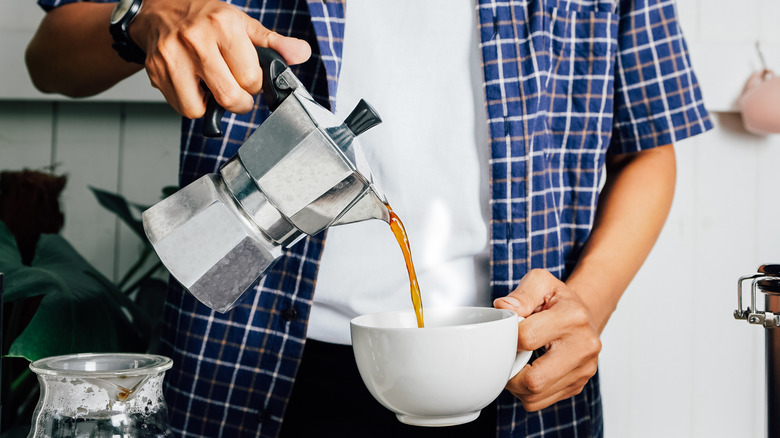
top-left (135, 278), bottom-right (168, 324)
top-left (0, 221), bottom-right (60, 301)
top-left (89, 186), bottom-right (149, 240)
top-left (3, 267), bottom-right (63, 302)
top-left (161, 185), bottom-right (178, 199)
top-left (7, 233), bottom-right (146, 361)
top-left (0, 219), bottom-right (21, 266)
top-left (84, 269), bottom-right (151, 339)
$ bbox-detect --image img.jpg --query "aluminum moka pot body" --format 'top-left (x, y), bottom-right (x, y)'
top-left (142, 48), bottom-right (387, 313)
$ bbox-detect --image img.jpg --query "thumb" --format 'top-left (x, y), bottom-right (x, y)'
top-left (493, 269), bottom-right (556, 317)
top-left (249, 23), bottom-right (312, 66)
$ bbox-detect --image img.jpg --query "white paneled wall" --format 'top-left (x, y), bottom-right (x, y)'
top-left (0, 101), bottom-right (180, 281)
top-left (600, 115), bottom-right (774, 437)
top-left (600, 1), bottom-right (780, 436)
top-left (1, 0), bottom-right (779, 436)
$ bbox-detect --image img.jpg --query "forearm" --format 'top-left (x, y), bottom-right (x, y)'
top-left (566, 144), bottom-right (676, 334)
top-left (26, 2), bottom-right (142, 97)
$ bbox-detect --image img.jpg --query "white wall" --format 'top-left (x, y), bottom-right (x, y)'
top-left (0, 101), bottom-right (180, 280)
top-left (599, 115), bottom-right (779, 437)
top-left (599, 1), bottom-right (780, 436)
top-left (2, 0), bottom-right (779, 437)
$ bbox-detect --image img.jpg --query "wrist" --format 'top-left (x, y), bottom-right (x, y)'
top-left (565, 268), bottom-right (617, 334)
top-left (109, 0), bottom-right (146, 64)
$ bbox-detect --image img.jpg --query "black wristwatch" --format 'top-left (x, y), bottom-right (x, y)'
top-left (109, 0), bottom-right (146, 64)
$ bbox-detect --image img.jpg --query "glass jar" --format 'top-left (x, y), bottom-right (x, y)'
top-left (28, 353), bottom-right (173, 437)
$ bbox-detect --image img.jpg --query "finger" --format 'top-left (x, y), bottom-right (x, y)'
top-left (507, 350), bottom-right (575, 396)
top-left (511, 381), bottom-right (589, 412)
top-left (511, 357), bottom-right (597, 412)
top-left (514, 294), bottom-right (591, 351)
top-left (144, 33), bottom-right (212, 118)
top-left (507, 349), bottom-right (596, 398)
top-left (171, 75), bottom-right (210, 119)
top-left (493, 269), bottom-right (558, 317)
top-left (198, 45), bottom-right (255, 115)
top-left (146, 54), bottom-right (207, 118)
top-left (507, 359), bottom-right (598, 414)
top-left (163, 57), bottom-right (210, 118)
top-left (219, 29), bottom-right (263, 95)
top-left (248, 23), bottom-right (312, 65)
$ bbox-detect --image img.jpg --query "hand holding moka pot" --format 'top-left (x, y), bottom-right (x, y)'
top-left (142, 48), bottom-right (388, 313)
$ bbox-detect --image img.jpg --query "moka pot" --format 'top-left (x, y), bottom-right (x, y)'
top-left (142, 48), bottom-right (388, 313)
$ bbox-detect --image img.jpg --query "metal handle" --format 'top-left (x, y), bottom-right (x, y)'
top-left (736, 269), bottom-right (780, 328)
top-left (202, 47), bottom-right (293, 138)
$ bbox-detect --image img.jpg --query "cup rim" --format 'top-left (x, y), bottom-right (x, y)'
top-left (29, 353), bottom-right (173, 377)
top-left (350, 306), bottom-right (517, 331)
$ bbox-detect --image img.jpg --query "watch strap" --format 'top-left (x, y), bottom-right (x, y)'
top-left (109, 0), bottom-right (146, 64)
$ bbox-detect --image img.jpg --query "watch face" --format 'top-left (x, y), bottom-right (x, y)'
top-left (110, 0), bottom-right (132, 25)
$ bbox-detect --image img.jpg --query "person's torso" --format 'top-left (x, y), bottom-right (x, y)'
top-left (308, 0), bottom-right (492, 344)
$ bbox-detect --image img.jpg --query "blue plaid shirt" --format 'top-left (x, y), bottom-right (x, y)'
top-left (38, 0), bottom-right (711, 436)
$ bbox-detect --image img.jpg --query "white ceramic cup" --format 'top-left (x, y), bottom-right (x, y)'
top-left (350, 306), bottom-right (532, 427)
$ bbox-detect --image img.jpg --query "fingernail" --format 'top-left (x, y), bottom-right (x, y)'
top-left (494, 296), bottom-right (522, 309)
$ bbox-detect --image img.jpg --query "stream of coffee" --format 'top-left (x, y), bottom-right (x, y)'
top-left (385, 203), bottom-right (424, 328)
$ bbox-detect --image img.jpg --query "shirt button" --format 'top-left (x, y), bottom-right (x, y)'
top-left (256, 409), bottom-right (271, 424)
top-left (281, 306), bottom-right (298, 321)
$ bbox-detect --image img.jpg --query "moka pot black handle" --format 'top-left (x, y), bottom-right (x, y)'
top-left (202, 47), bottom-right (292, 138)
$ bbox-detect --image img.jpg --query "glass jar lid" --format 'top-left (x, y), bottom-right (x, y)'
top-left (30, 352), bottom-right (172, 378)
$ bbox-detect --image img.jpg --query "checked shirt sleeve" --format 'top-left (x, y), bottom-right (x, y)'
top-left (610, 0), bottom-right (713, 153)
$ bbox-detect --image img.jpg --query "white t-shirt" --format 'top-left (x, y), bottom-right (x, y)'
top-left (308, 0), bottom-right (490, 344)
